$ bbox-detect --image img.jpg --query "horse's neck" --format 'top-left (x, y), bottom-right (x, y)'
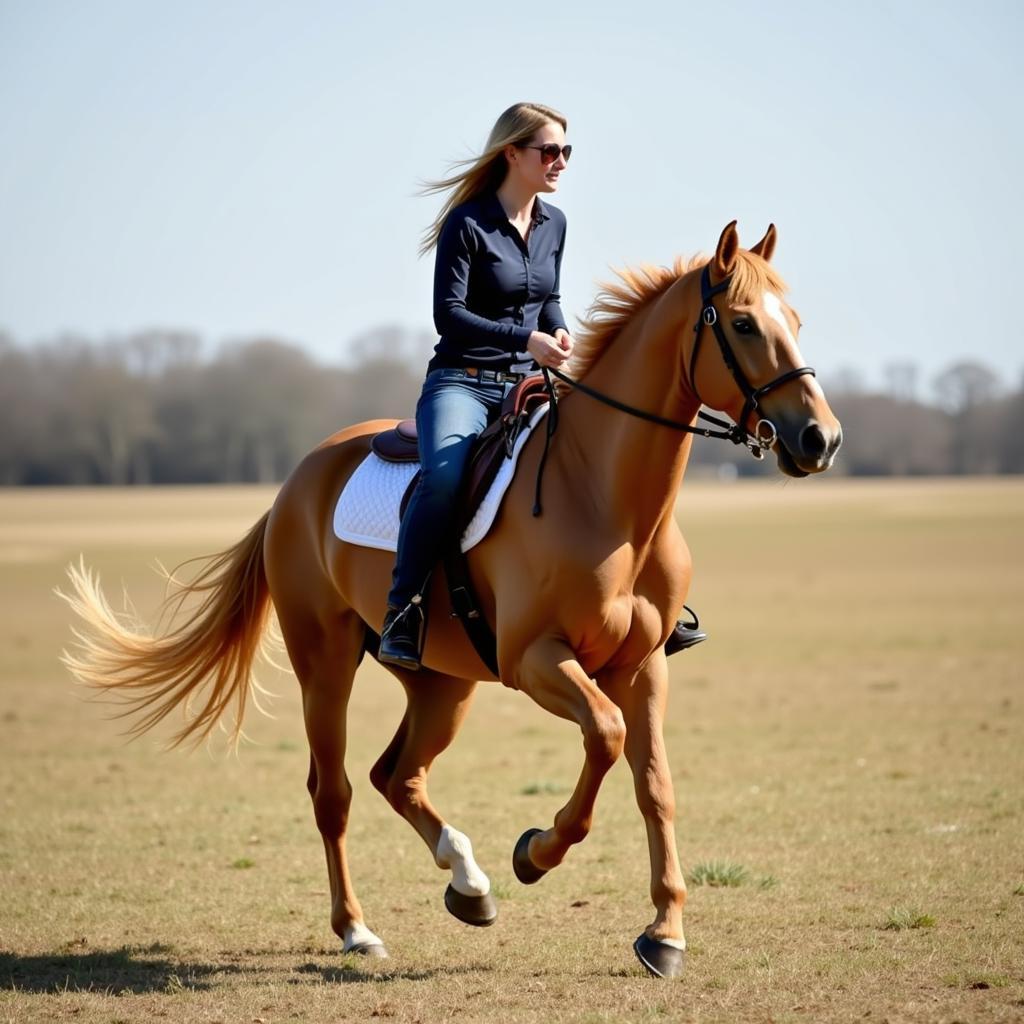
top-left (557, 294), bottom-right (699, 548)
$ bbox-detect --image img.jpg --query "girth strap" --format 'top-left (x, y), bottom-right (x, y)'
top-left (442, 537), bottom-right (499, 676)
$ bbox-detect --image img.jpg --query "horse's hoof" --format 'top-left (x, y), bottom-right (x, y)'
top-left (444, 883), bottom-right (497, 927)
top-left (512, 827), bottom-right (548, 885)
top-left (632, 933), bottom-right (685, 979)
top-left (346, 942), bottom-right (390, 959)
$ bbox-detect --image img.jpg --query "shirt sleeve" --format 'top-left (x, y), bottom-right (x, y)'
top-left (433, 212), bottom-right (534, 348)
top-left (538, 215), bottom-right (568, 335)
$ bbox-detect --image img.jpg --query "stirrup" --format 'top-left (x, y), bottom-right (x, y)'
top-left (679, 604), bottom-right (701, 631)
top-left (665, 604), bottom-right (707, 657)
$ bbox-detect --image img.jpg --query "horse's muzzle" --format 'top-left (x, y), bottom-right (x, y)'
top-left (775, 418), bottom-right (843, 476)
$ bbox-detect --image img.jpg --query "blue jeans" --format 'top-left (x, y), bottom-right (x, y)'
top-left (387, 368), bottom-right (516, 608)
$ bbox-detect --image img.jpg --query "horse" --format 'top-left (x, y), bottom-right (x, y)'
top-left (61, 221), bottom-right (842, 979)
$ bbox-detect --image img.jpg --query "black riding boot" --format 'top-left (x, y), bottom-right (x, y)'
top-left (379, 600), bottom-right (425, 672)
top-left (665, 605), bottom-right (707, 656)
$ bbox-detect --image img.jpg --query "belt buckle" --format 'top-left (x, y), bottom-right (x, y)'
top-left (463, 367), bottom-right (479, 378)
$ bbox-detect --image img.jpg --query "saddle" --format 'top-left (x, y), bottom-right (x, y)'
top-left (364, 373), bottom-right (550, 676)
top-left (370, 373), bottom-right (550, 533)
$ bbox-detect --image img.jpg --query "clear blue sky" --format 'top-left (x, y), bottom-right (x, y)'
top-left (2, 0), bottom-right (1022, 392)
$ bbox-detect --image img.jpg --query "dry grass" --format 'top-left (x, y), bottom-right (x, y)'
top-left (1, 479), bottom-right (1023, 1023)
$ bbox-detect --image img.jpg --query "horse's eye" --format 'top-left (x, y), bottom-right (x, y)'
top-left (732, 318), bottom-right (755, 335)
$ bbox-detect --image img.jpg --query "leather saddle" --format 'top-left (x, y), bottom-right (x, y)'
top-left (370, 374), bottom-right (550, 533)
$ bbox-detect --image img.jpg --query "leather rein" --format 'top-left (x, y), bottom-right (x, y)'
top-left (532, 265), bottom-right (816, 515)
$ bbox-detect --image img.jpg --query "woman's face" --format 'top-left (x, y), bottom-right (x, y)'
top-left (508, 120), bottom-right (569, 194)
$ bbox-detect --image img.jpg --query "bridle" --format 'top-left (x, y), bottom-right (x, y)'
top-left (546, 264), bottom-right (816, 458)
top-left (532, 264), bottom-right (816, 514)
top-left (687, 265), bottom-right (816, 459)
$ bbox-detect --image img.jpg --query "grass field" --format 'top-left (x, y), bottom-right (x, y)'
top-left (1, 479), bottom-right (1022, 1023)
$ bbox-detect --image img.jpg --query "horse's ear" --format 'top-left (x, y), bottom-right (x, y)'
top-left (749, 223), bottom-right (777, 262)
top-left (712, 220), bottom-right (739, 281)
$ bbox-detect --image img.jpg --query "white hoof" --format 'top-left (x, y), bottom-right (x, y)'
top-left (343, 921), bottom-right (387, 957)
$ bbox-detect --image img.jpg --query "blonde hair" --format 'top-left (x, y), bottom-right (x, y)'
top-left (417, 102), bottom-right (567, 257)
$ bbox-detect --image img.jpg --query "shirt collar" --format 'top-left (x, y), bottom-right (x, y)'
top-left (481, 189), bottom-right (550, 226)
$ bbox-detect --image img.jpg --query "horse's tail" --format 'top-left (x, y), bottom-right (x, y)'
top-left (59, 511), bottom-right (273, 748)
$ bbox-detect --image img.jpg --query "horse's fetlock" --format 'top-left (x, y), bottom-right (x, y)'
top-left (554, 807), bottom-right (593, 847)
top-left (558, 820), bottom-right (591, 846)
top-left (655, 877), bottom-right (687, 910)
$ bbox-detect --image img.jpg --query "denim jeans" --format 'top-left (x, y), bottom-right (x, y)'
top-left (387, 368), bottom-right (517, 609)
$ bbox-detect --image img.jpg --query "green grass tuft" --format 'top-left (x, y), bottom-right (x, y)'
top-left (230, 857), bottom-right (255, 869)
top-left (520, 780), bottom-right (568, 796)
top-left (688, 860), bottom-right (749, 888)
top-left (163, 973), bottom-right (186, 994)
top-left (883, 906), bottom-right (935, 930)
top-left (1013, 882), bottom-right (1024, 896)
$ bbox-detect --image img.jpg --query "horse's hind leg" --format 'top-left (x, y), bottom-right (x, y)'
top-left (370, 671), bottom-right (495, 925)
top-left (282, 608), bottom-right (387, 957)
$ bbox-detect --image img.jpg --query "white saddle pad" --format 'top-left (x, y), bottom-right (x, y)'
top-left (333, 403), bottom-right (549, 553)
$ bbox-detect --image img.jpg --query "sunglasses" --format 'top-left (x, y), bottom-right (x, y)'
top-left (518, 143), bottom-right (573, 165)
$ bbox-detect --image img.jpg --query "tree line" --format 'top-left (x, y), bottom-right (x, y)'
top-left (1, 328), bottom-right (1019, 484)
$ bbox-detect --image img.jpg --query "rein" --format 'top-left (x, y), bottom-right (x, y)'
top-left (531, 266), bottom-right (816, 515)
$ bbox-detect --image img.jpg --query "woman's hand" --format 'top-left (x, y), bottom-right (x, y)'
top-left (528, 329), bottom-right (574, 369)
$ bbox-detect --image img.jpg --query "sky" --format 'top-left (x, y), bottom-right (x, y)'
top-left (1, 0), bottom-right (1022, 392)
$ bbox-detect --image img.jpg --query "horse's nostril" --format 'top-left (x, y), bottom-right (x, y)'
top-left (800, 423), bottom-right (828, 460)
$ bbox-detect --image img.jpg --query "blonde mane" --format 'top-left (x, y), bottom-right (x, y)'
top-left (568, 249), bottom-right (789, 382)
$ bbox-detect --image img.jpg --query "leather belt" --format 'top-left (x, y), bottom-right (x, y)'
top-left (460, 367), bottom-right (527, 384)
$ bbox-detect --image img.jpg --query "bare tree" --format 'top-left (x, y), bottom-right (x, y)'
top-left (933, 361), bottom-right (1002, 473)
top-left (883, 362), bottom-right (918, 402)
top-left (933, 361), bottom-right (1001, 413)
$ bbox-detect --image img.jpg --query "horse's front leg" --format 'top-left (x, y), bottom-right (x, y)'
top-left (616, 649), bottom-right (688, 979)
top-left (510, 636), bottom-right (626, 878)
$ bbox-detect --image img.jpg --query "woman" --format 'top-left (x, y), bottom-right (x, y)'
top-left (380, 102), bottom-right (705, 670)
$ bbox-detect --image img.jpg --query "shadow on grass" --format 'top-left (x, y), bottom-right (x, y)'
top-left (294, 960), bottom-right (495, 984)
top-left (0, 945), bottom-right (234, 994)
top-left (1, 945), bottom-right (495, 994)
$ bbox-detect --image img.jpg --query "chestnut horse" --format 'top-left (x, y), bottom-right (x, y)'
top-left (62, 222), bottom-right (842, 979)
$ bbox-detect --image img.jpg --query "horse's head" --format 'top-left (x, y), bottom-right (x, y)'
top-left (685, 221), bottom-right (842, 477)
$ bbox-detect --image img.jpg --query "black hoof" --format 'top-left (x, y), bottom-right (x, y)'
top-left (444, 883), bottom-right (497, 927)
top-left (346, 942), bottom-right (389, 959)
top-left (512, 827), bottom-right (548, 885)
top-left (633, 933), bottom-right (685, 979)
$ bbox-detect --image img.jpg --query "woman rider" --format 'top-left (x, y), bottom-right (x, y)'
top-left (379, 102), bottom-right (705, 670)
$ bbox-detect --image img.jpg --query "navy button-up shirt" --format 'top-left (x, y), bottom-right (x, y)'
top-left (428, 188), bottom-right (568, 373)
